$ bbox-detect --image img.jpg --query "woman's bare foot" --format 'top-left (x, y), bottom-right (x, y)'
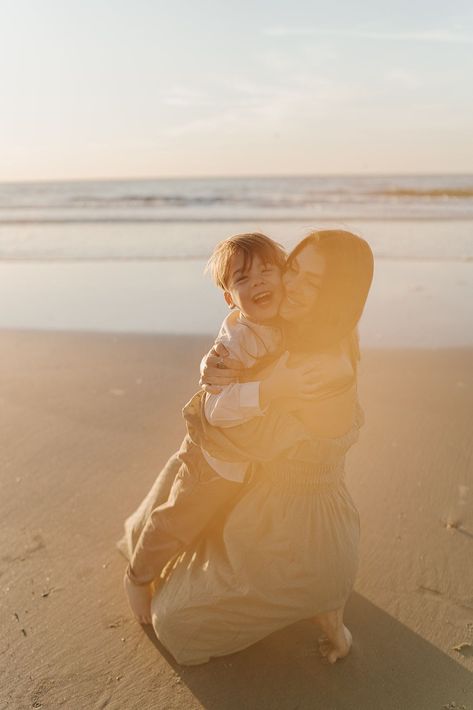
top-left (314, 608), bottom-right (352, 663)
top-left (123, 572), bottom-right (152, 624)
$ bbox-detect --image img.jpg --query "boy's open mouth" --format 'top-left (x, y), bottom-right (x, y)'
top-left (252, 290), bottom-right (273, 306)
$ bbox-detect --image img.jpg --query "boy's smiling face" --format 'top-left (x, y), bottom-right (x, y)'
top-left (224, 250), bottom-right (283, 323)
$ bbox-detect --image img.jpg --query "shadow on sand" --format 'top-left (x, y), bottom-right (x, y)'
top-left (144, 593), bottom-right (473, 710)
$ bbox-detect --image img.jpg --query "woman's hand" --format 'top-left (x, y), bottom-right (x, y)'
top-left (123, 571), bottom-right (152, 625)
top-left (199, 342), bottom-right (245, 393)
top-left (260, 352), bottom-right (323, 408)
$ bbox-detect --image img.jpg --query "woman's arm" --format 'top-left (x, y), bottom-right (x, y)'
top-left (199, 316), bottom-right (356, 431)
top-left (184, 389), bottom-right (312, 464)
top-left (185, 344), bottom-right (358, 463)
top-left (204, 352), bottom-right (326, 427)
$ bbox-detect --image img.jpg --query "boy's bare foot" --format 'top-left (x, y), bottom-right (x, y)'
top-left (123, 572), bottom-right (152, 624)
top-left (314, 608), bottom-right (353, 663)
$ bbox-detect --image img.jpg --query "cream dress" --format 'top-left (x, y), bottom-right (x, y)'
top-left (146, 393), bottom-right (363, 665)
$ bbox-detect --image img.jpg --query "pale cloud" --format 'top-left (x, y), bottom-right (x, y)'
top-left (263, 27), bottom-right (473, 44)
top-left (384, 69), bottom-right (420, 89)
top-left (165, 76), bottom-right (362, 138)
top-left (163, 87), bottom-right (211, 108)
top-left (166, 110), bottom-right (241, 137)
top-left (260, 43), bottom-right (338, 74)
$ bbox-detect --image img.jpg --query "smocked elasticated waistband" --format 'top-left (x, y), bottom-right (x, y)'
top-left (261, 457), bottom-right (345, 489)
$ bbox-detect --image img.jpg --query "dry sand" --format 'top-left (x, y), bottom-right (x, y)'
top-left (1, 329), bottom-right (472, 709)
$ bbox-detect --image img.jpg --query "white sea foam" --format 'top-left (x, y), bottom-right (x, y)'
top-left (0, 175), bottom-right (472, 262)
top-left (0, 176), bottom-right (472, 344)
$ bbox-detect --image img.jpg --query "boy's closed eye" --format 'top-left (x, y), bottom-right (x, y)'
top-left (236, 264), bottom-right (275, 282)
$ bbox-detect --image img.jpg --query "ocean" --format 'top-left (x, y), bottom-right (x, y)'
top-left (1, 174), bottom-right (472, 346)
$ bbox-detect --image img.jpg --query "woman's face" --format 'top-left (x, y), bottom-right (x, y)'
top-left (279, 243), bottom-right (325, 323)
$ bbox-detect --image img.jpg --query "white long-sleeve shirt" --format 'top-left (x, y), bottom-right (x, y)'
top-left (201, 311), bottom-right (282, 482)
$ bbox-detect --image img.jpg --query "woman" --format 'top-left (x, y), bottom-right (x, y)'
top-left (122, 230), bottom-right (373, 665)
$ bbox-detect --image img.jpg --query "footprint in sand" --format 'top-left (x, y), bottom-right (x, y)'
top-left (31, 677), bottom-right (55, 708)
top-left (109, 388), bottom-right (125, 396)
top-left (452, 642), bottom-right (473, 658)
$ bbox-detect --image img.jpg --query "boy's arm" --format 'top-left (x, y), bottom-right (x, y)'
top-left (199, 342), bottom-right (244, 394)
top-left (204, 380), bottom-right (265, 427)
top-left (203, 329), bottom-right (267, 426)
top-left (200, 312), bottom-right (268, 427)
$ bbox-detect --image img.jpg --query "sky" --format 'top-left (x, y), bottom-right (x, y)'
top-left (1, 0), bottom-right (473, 181)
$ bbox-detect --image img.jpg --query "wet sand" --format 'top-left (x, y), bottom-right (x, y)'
top-left (1, 329), bottom-right (472, 709)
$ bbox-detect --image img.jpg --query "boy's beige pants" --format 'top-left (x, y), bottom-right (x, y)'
top-left (117, 435), bottom-right (242, 585)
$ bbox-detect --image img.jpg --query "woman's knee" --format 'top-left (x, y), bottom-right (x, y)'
top-left (151, 600), bottom-right (210, 666)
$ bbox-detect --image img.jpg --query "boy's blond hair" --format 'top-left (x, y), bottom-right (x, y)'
top-left (205, 232), bottom-right (286, 290)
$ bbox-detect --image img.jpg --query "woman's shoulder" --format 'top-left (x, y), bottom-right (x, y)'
top-left (289, 342), bottom-right (355, 386)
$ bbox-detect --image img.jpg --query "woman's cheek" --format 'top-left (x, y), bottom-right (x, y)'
top-left (310, 285), bottom-right (321, 304)
top-left (282, 272), bottom-right (294, 292)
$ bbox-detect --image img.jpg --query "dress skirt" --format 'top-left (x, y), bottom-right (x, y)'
top-left (150, 426), bottom-right (361, 665)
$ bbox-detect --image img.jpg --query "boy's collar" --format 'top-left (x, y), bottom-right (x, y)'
top-left (237, 311), bottom-right (282, 331)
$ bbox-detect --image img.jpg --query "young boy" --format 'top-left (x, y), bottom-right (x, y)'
top-left (123, 232), bottom-right (312, 622)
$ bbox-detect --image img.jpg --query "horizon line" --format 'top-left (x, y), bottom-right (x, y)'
top-left (1, 170), bottom-right (473, 186)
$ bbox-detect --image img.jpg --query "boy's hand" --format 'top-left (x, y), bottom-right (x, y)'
top-left (123, 571), bottom-right (152, 625)
top-left (199, 342), bottom-right (245, 393)
top-left (260, 352), bottom-right (323, 407)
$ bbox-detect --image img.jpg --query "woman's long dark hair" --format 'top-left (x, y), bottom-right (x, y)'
top-left (284, 230), bottom-right (374, 365)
